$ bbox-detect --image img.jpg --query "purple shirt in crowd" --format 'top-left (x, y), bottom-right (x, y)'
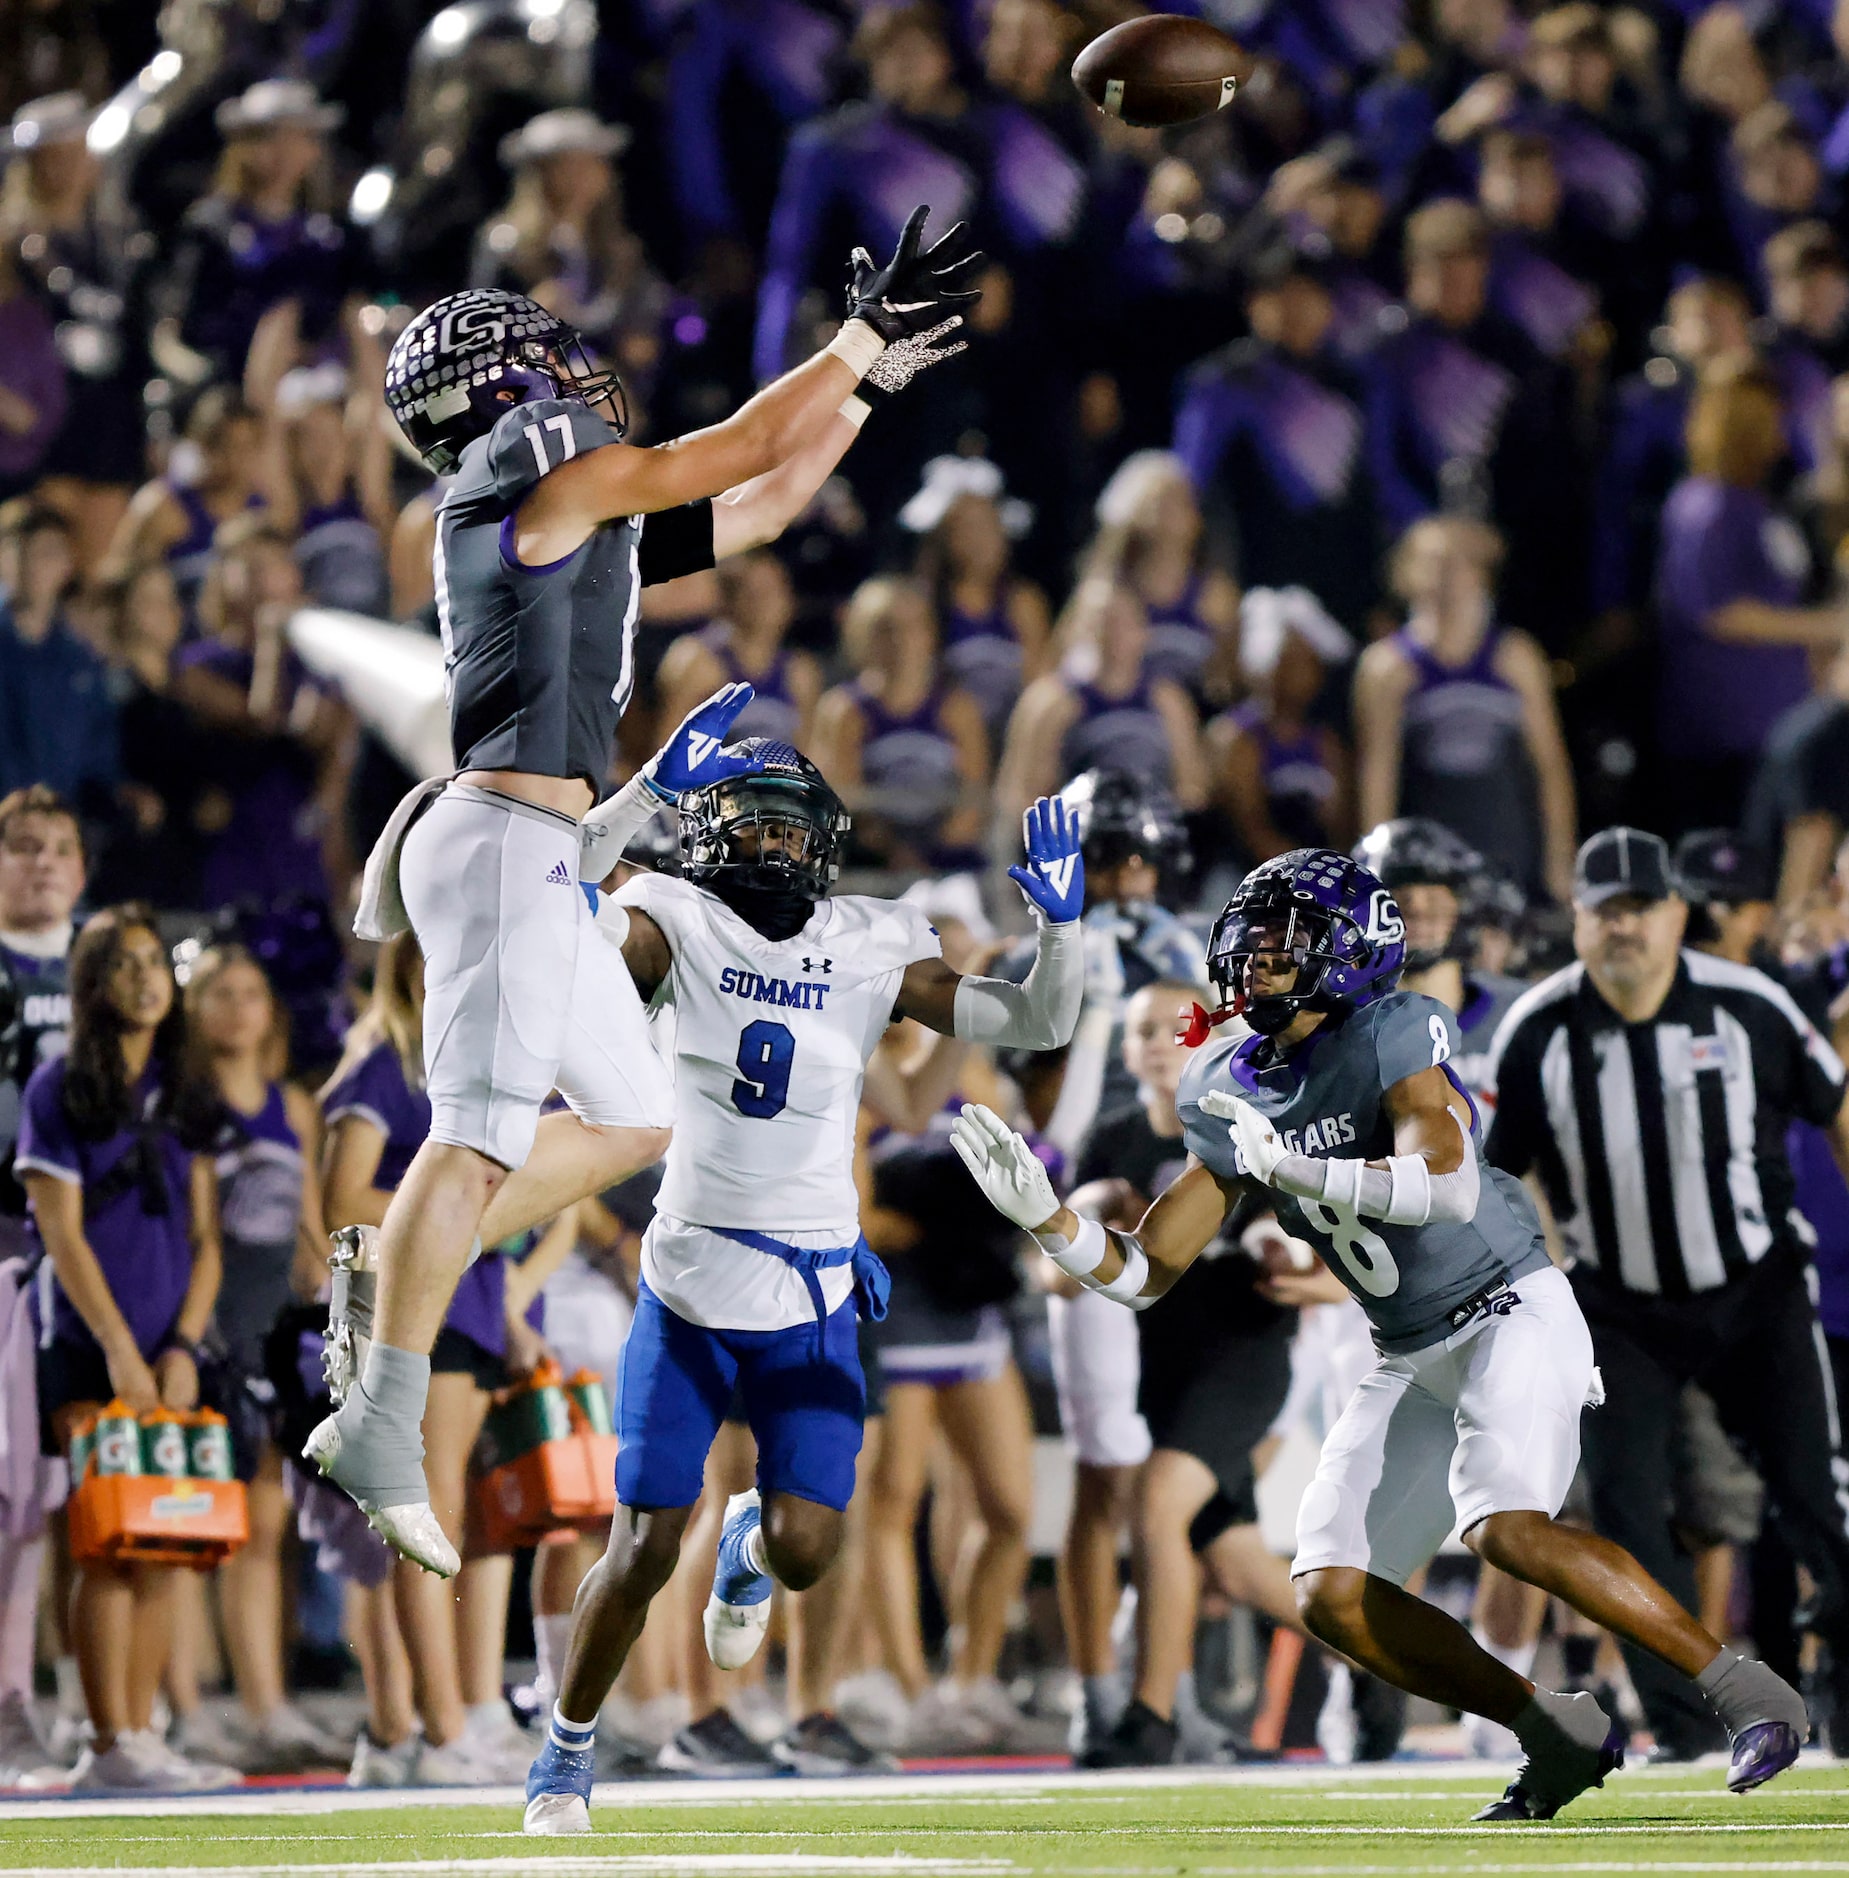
top-left (322, 1040), bottom-right (507, 1357)
top-left (1654, 476), bottom-right (1813, 760)
top-left (16, 1060), bottom-right (196, 1357)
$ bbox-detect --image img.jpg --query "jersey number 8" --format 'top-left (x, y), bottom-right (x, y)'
top-left (1298, 1197), bottom-right (1401, 1297)
top-left (732, 1020), bottom-right (794, 1119)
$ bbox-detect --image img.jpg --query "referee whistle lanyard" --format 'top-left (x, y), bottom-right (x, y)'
top-left (713, 1228), bottom-right (891, 1359)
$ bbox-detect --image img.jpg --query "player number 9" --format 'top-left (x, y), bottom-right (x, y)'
top-left (732, 1019), bottom-right (794, 1120)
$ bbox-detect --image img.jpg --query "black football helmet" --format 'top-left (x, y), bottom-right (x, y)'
top-left (1059, 768), bottom-right (1189, 897)
top-left (679, 741), bottom-right (851, 899)
top-left (383, 288), bottom-right (627, 475)
top-left (1351, 818), bottom-right (1486, 971)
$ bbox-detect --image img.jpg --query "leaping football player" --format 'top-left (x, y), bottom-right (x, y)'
top-left (306, 210), bottom-right (979, 1575)
top-left (952, 847), bottom-right (1812, 1818)
top-left (522, 744), bottom-right (1087, 1834)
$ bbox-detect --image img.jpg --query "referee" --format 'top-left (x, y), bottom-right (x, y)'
top-left (1484, 827), bottom-right (1849, 1756)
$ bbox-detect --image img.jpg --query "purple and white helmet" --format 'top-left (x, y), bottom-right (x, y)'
top-left (1205, 848), bottom-right (1406, 1037)
top-left (383, 287), bottom-right (627, 474)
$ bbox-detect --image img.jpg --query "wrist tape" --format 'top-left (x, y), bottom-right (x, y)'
top-left (824, 320), bottom-right (887, 379)
top-left (1032, 1214), bottom-right (1152, 1310)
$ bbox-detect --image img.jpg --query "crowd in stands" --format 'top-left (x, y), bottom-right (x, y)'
top-left (2, 0), bottom-right (1849, 1792)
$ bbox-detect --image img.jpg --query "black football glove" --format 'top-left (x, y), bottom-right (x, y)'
top-left (845, 204), bottom-right (984, 343)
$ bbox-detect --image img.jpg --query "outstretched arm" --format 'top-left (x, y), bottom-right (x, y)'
top-left (894, 795), bottom-right (1084, 1049)
top-left (949, 1105), bottom-right (1241, 1307)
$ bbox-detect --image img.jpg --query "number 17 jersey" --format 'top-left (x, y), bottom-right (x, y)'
top-left (1176, 991), bottom-right (1549, 1353)
top-left (613, 871), bottom-right (942, 1236)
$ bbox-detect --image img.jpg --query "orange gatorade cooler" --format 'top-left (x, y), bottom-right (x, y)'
top-left (67, 1404), bottom-right (248, 1569)
top-left (473, 1363), bottom-right (605, 1550)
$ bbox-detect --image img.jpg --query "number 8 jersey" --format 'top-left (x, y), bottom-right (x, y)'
top-left (1177, 991), bottom-right (1551, 1352)
top-left (614, 869), bottom-right (941, 1237)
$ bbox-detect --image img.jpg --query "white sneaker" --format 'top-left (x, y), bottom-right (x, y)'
top-left (0, 1692), bottom-right (63, 1787)
top-left (72, 1731), bottom-right (237, 1793)
top-left (1316, 1661), bottom-right (1358, 1767)
top-left (954, 1677), bottom-right (1065, 1753)
top-left (729, 1682), bottom-right (787, 1746)
top-left (460, 1704), bottom-right (533, 1783)
top-left (835, 1671), bottom-right (911, 1753)
top-left (244, 1704), bottom-right (350, 1772)
top-left (902, 1683), bottom-right (1002, 1754)
top-left (347, 1729), bottom-right (422, 1788)
top-left (621, 1691), bottom-right (691, 1752)
top-left (1465, 1708), bottom-right (1522, 1760)
top-left (415, 1736), bottom-right (501, 1786)
top-left (145, 1730), bottom-right (242, 1791)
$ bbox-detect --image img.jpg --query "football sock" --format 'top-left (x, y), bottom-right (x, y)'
top-left (535, 1615), bottom-right (575, 1714)
top-left (743, 1525), bottom-right (769, 1579)
top-left (332, 1344), bottom-right (431, 1505)
top-left (549, 1702), bottom-right (597, 1752)
top-left (1696, 1647), bottom-right (1809, 1736)
top-left (1512, 1687), bottom-right (1612, 1758)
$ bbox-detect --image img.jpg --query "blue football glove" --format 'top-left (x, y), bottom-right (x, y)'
top-left (642, 682), bottom-right (764, 802)
top-left (1008, 796), bottom-right (1085, 924)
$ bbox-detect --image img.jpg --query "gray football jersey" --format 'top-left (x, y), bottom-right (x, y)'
top-left (1177, 990), bottom-right (1549, 1352)
top-left (436, 397), bottom-right (714, 789)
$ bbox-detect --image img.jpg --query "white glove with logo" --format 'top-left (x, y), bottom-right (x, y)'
top-left (949, 1103), bottom-right (1060, 1232)
top-left (1198, 1088), bottom-right (1288, 1187)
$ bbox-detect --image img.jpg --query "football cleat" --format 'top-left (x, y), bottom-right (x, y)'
top-left (523, 1733), bottom-right (594, 1835)
top-left (1473, 1716), bottom-right (1626, 1820)
top-left (1727, 1719), bottom-right (1803, 1793)
top-left (322, 1225), bottom-right (379, 1407)
top-left (703, 1489), bottom-right (773, 1670)
top-left (302, 1415), bottom-right (459, 1579)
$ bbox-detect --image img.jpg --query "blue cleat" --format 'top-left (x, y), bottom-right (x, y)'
top-left (704, 1488), bottom-right (773, 1670)
top-left (1727, 1720), bottom-right (1803, 1794)
top-left (524, 1729), bottom-right (595, 1835)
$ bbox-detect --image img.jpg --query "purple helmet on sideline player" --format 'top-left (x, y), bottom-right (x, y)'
top-left (383, 287), bottom-right (628, 475)
top-left (1197, 848), bottom-right (1407, 1039)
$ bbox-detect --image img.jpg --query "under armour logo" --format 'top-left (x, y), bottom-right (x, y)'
top-left (1040, 855), bottom-right (1078, 901)
top-left (802, 957), bottom-right (833, 974)
top-left (546, 860), bottom-right (572, 885)
top-left (686, 731), bottom-right (722, 769)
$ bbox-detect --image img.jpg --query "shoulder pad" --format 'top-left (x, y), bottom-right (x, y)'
top-left (486, 397), bottom-right (623, 505)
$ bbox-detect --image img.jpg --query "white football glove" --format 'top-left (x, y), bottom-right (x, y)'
top-left (1198, 1088), bottom-right (1288, 1187)
top-left (949, 1103), bottom-right (1060, 1233)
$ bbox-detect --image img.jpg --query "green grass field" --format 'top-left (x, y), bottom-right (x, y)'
top-left (0, 1762), bottom-right (1845, 1876)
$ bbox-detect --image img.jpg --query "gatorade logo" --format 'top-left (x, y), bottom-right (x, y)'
top-left (685, 731), bottom-right (722, 770)
top-left (151, 1488), bottom-right (216, 1519)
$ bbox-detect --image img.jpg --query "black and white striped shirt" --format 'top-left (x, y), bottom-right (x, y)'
top-left (1483, 951), bottom-right (1846, 1297)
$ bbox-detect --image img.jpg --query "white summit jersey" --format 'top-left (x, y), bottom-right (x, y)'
top-left (613, 871), bottom-right (941, 1329)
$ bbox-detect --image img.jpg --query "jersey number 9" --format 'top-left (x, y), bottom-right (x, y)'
top-left (732, 1020), bottom-right (794, 1119)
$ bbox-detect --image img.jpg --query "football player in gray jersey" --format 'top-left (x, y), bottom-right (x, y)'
top-left (309, 211), bottom-right (982, 1576)
top-left (953, 848), bottom-right (1812, 1818)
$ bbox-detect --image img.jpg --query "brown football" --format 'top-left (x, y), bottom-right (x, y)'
top-left (1071, 14), bottom-right (1243, 129)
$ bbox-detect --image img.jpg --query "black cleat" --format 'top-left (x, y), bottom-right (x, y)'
top-left (1079, 1699), bottom-right (1178, 1769)
top-left (770, 1711), bottom-right (897, 1775)
top-left (656, 1710), bottom-right (785, 1778)
top-left (1473, 1717), bottom-right (1626, 1821)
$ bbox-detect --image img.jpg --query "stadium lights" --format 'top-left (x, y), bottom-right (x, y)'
top-left (350, 167), bottom-right (394, 225)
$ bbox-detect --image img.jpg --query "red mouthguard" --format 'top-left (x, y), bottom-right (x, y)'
top-left (1177, 1001), bottom-right (1236, 1048)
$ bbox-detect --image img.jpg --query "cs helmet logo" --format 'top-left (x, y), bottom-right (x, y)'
top-left (438, 302), bottom-right (507, 356)
top-left (1364, 889), bottom-right (1405, 945)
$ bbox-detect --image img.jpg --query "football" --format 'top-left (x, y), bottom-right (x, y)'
top-left (1070, 14), bottom-right (1243, 129)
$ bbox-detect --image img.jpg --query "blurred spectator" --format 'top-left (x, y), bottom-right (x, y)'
top-left (1085, 452), bottom-right (1240, 704)
top-left (996, 578), bottom-right (1207, 833)
top-left (471, 109), bottom-right (668, 406)
top-left (654, 549), bottom-right (820, 749)
top-left (811, 576), bottom-right (988, 873)
top-left (245, 315), bottom-right (391, 617)
top-left (92, 564), bottom-right (211, 909)
top-left (170, 518), bottom-right (354, 910)
top-left (1592, 276), bottom-right (1755, 624)
top-left (2, 93), bottom-right (148, 571)
top-left (102, 387), bottom-right (271, 612)
top-left (1747, 641), bottom-right (1849, 912)
top-left (0, 3), bottom-right (105, 125)
top-left (1173, 244), bottom-right (1377, 631)
top-left (1361, 199), bottom-right (1584, 644)
top-left (0, 503), bottom-right (116, 808)
top-left (1261, 142), bottom-right (1396, 362)
top-left (0, 240), bottom-right (65, 503)
top-left (1794, 371), bottom-right (1849, 571)
top-left (1653, 361), bottom-right (1849, 831)
top-left (1726, 103), bottom-right (1832, 299)
top-left (902, 456), bottom-right (1050, 735)
top-left (1354, 515), bottom-right (1576, 900)
top-left (1762, 220), bottom-right (1849, 472)
top-left (754, 3), bottom-right (982, 383)
top-left (16, 906), bottom-right (230, 1793)
top-left (1207, 587), bottom-right (1355, 863)
top-left (1476, 128), bottom-right (1605, 364)
top-left (149, 82), bottom-right (355, 388)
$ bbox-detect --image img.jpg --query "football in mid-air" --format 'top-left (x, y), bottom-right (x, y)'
top-left (1070, 14), bottom-right (1242, 128)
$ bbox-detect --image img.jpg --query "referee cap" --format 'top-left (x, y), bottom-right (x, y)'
top-left (1672, 829), bottom-right (1773, 905)
top-left (1575, 827), bottom-right (1675, 906)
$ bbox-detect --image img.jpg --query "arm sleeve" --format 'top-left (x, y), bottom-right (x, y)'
top-left (637, 500), bottom-right (717, 586)
top-left (952, 919), bottom-right (1082, 1051)
top-left (14, 1064), bottom-right (79, 1183)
